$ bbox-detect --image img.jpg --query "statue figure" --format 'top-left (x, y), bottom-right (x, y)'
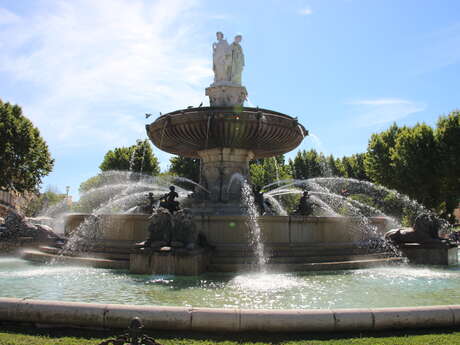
top-left (159, 186), bottom-right (180, 214)
top-left (171, 208), bottom-right (199, 250)
top-left (1, 209), bottom-right (62, 243)
top-left (294, 191), bottom-right (317, 216)
top-left (384, 213), bottom-right (444, 245)
top-left (252, 185), bottom-right (265, 215)
top-left (228, 35), bottom-right (244, 85)
top-left (135, 192), bottom-right (156, 214)
top-left (135, 208), bottom-right (201, 250)
top-left (135, 208), bottom-right (173, 249)
top-left (147, 192), bottom-right (155, 211)
top-left (212, 32), bottom-right (230, 84)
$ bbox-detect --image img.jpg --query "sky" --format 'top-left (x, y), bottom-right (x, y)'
top-left (0, 0), bottom-right (459, 199)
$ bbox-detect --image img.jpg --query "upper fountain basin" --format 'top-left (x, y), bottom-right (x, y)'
top-left (146, 107), bottom-right (308, 158)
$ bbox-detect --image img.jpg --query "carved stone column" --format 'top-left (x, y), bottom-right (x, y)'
top-left (197, 147), bottom-right (254, 203)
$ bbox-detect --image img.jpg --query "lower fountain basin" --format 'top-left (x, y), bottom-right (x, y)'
top-left (56, 213), bottom-right (395, 273)
top-left (1, 256), bottom-right (459, 310)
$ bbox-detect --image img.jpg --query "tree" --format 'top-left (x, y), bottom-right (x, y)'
top-left (23, 185), bottom-right (67, 217)
top-left (250, 155), bottom-right (292, 188)
top-left (338, 153), bottom-right (369, 180)
top-left (364, 123), bottom-right (402, 187)
top-left (390, 123), bottom-right (440, 209)
top-left (289, 149), bottom-right (327, 180)
top-left (79, 174), bottom-right (104, 194)
top-left (169, 156), bottom-right (200, 183)
top-left (326, 155), bottom-right (342, 177)
top-left (435, 111), bottom-right (460, 218)
top-left (99, 139), bottom-right (160, 175)
top-left (0, 100), bottom-right (54, 193)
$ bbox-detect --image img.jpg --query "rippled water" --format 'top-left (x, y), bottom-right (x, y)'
top-left (1, 257), bottom-right (459, 309)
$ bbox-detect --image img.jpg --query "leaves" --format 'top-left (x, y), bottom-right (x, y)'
top-left (99, 139), bottom-right (160, 176)
top-left (0, 100), bottom-right (54, 193)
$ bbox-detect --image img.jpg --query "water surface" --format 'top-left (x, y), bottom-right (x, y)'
top-left (1, 257), bottom-right (459, 309)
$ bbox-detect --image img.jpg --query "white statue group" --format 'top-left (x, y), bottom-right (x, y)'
top-left (212, 32), bottom-right (244, 86)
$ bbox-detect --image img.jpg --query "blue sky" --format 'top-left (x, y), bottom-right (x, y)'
top-left (0, 0), bottom-right (459, 198)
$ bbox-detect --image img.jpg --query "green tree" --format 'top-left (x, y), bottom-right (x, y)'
top-left (326, 155), bottom-right (342, 177)
top-left (390, 123), bottom-right (440, 208)
top-left (79, 174), bottom-right (104, 194)
top-left (435, 111), bottom-right (460, 218)
top-left (338, 153), bottom-right (368, 180)
top-left (364, 123), bottom-right (402, 187)
top-left (0, 100), bottom-right (54, 193)
top-left (250, 155), bottom-right (292, 188)
top-left (169, 156), bottom-right (200, 183)
top-left (99, 139), bottom-right (160, 175)
top-left (23, 186), bottom-right (67, 217)
top-left (289, 149), bottom-right (327, 180)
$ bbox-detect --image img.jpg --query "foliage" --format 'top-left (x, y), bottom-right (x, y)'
top-left (23, 186), bottom-right (67, 217)
top-left (338, 153), bottom-right (369, 181)
top-left (390, 123), bottom-right (440, 209)
top-left (79, 174), bottom-right (104, 194)
top-left (2, 326), bottom-right (460, 345)
top-left (169, 156), bottom-right (200, 183)
top-left (0, 100), bottom-right (54, 193)
top-left (435, 111), bottom-right (460, 219)
top-left (364, 123), bottom-right (402, 187)
top-left (250, 155), bottom-right (292, 188)
top-left (289, 150), bottom-right (322, 179)
top-left (99, 139), bottom-right (160, 175)
top-left (363, 112), bottom-right (460, 220)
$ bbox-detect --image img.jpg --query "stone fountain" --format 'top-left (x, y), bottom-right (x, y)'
top-left (22, 32), bottom-right (400, 273)
top-left (146, 47), bottom-right (306, 213)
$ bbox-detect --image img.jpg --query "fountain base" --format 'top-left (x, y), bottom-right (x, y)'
top-left (399, 243), bottom-right (458, 266)
top-left (129, 248), bottom-right (210, 275)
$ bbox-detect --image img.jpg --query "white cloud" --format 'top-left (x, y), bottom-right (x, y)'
top-left (299, 7), bottom-right (313, 16)
top-left (0, 7), bottom-right (19, 25)
top-left (0, 0), bottom-right (212, 151)
top-left (347, 98), bottom-right (426, 127)
top-left (348, 98), bottom-right (412, 106)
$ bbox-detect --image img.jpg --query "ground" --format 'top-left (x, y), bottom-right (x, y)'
top-left (1, 325), bottom-right (460, 345)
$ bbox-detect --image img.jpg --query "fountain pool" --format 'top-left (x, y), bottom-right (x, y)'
top-left (2, 256), bottom-right (459, 310)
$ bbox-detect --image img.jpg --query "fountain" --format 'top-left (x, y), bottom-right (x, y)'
top-left (2, 31), bottom-right (459, 333)
top-left (16, 31), bottom-right (404, 275)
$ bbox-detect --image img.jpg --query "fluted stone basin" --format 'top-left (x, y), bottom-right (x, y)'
top-left (146, 107), bottom-right (307, 159)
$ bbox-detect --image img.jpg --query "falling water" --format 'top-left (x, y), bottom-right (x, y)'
top-left (272, 157), bottom-right (280, 184)
top-left (240, 179), bottom-right (267, 269)
top-left (58, 171), bottom-right (198, 256)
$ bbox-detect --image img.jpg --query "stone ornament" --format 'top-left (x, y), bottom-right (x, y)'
top-left (384, 213), bottom-right (447, 245)
top-left (135, 207), bottom-right (199, 250)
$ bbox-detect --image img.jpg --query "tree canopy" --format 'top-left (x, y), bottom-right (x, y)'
top-left (364, 112), bottom-right (460, 218)
top-left (99, 139), bottom-right (160, 175)
top-left (0, 100), bottom-right (54, 193)
top-left (169, 156), bottom-right (200, 183)
top-left (250, 155), bottom-right (291, 188)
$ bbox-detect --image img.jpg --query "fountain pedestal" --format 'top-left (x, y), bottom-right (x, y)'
top-left (198, 147), bottom-right (253, 203)
top-left (129, 248), bottom-right (210, 275)
top-left (205, 85), bottom-right (248, 107)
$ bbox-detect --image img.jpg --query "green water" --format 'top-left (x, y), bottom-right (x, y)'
top-left (1, 257), bottom-right (459, 309)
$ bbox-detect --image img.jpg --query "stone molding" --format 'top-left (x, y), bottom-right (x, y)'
top-left (0, 297), bottom-right (459, 332)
